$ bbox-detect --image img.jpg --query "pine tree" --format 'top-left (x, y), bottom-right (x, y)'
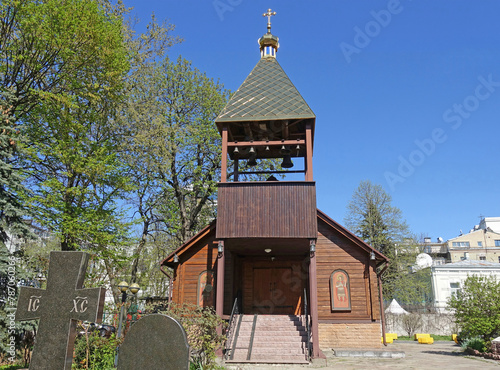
top-left (0, 89), bottom-right (30, 246)
top-left (345, 180), bottom-right (430, 307)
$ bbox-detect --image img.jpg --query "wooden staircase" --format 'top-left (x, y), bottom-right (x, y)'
top-left (225, 314), bottom-right (309, 364)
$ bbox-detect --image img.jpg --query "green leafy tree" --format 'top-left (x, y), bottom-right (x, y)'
top-left (1, 0), bottom-right (126, 118)
top-left (123, 55), bottom-right (229, 244)
top-left (117, 55), bottom-right (229, 294)
top-left (449, 275), bottom-right (500, 341)
top-left (1, 0), bottom-right (133, 251)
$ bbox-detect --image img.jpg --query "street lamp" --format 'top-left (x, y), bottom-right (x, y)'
top-left (116, 281), bottom-right (140, 339)
top-left (114, 281), bottom-right (140, 367)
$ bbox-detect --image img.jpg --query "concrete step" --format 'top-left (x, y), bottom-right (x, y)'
top-left (226, 315), bottom-right (309, 364)
top-left (232, 347), bottom-right (305, 356)
top-left (227, 354), bottom-right (309, 364)
top-left (237, 335), bottom-right (307, 347)
top-left (237, 330), bottom-right (307, 337)
top-left (240, 315), bottom-right (303, 322)
top-left (250, 347), bottom-right (306, 354)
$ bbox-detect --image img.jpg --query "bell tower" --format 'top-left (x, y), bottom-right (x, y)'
top-left (215, 9), bottom-right (317, 240)
top-left (161, 10), bottom-right (388, 361)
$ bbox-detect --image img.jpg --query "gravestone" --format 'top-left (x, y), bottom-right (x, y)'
top-left (117, 314), bottom-right (190, 370)
top-left (15, 251), bottom-right (105, 369)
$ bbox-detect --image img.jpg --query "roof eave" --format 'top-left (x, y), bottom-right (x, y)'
top-left (317, 209), bottom-right (390, 263)
top-left (160, 221), bottom-right (217, 268)
top-left (215, 114), bottom-right (316, 124)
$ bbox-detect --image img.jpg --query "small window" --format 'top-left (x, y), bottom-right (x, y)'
top-left (479, 256), bottom-right (486, 261)
top-left (477, 241), bottom-right (483, 247)
top-left (450, 282), bottom-right (460, 297)
top-left (452, 242), bottom-right (470, 248)
top-left (197, 270), bottom-right (214, 307)
top-left (498, 256), bottom-right (500, 263)
top-left (495, 240), bottom-right (500, 247)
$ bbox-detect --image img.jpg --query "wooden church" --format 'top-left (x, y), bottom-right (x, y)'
top-left (161, 9), bottom-right (389, 364)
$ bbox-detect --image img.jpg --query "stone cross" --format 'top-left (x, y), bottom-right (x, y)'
top-left (263, 8), bottom-right (276, 33)
top-left (16, 251), bottom-right (105, 369)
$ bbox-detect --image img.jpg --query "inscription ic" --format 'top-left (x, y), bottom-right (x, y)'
top-left (27, 296), bottom-right (41, 312)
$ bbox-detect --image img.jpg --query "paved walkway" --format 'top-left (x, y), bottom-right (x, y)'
top-left (224, 341), bottom-right (500, 369)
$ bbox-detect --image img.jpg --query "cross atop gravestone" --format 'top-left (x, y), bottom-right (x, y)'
top-left (16, 251), bottom-right (105, 369)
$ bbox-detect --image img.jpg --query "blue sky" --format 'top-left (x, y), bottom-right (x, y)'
top-left (125, 0), bottom-right (500, 242)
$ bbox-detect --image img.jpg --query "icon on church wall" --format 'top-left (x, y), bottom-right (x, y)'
top-left (330, 269), bottom-right (351, 311)
top-left (197, 270), bottom-right (214, 307)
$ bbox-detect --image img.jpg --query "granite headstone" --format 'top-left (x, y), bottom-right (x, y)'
top-left (15, 251), bottom-right (105, 369)
top-left (117, 314), bottom-right (190, 370)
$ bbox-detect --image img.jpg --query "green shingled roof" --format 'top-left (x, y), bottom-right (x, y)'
top-left (215, 57), bottom-right (315, 123)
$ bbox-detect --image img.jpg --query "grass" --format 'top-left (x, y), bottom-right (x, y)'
top-left (0, 365), bottom-right (25, 370)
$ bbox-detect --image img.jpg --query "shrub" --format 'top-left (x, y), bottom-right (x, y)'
top-left (401, 313), bottom-right (422, 337)
top-left (448, 275), bottom-right (500, 342)
top-left (72, 328), bottom-right (122, 370)
top-left (158, 303), bottom-right (226, 370)
top-left (461, 337), bottom-right (487, 353)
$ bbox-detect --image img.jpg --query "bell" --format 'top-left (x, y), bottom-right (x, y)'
top-left (296, 144), bottom-right (300, 156)
top-left (247, 156), bottom-right (257, 166)
top-left (280, 145), bottom-right (291, 155)
top-left (233, 146), bottom-right (239, 155)
top-left (249, 146), bottom-right (255, 154)
top-left (281, 155), bottom-right (293, 168)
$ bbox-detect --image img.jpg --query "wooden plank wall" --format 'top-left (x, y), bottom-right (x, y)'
top-left (171, 233), bottom-right (218, 307)
top-left (316, 219), bottom-right (380, 322)
top-left (216, 182), bottom-right (317, 238)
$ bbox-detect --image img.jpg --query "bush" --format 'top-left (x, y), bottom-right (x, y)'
top-left (401, 313), bottom-right (422, 337)
top-left (448, 275), bottom-right (500, 341)
top-left (157, 303), bottom-right (226, 370)
top-left (72, 328), bottom-right (122, 370)
top-left (461, 337), bottom-right (487, 353)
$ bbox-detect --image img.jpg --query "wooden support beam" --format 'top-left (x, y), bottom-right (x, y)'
top-left (227, 139), bottom-right (305, 147)
top-left (243, 123), bottom-right (253, 141)
top-left (281, 120), bottom-right (289, 139)
top-left (216, 241), bottom-right (225, 325)
top-left (221, 126), bottom-right (228, 183)
top-left (309, 243), bottom-right (320, 358)
top-left (305, 123), bottom-right (313, 181)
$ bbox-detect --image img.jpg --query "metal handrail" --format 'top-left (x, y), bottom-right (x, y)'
top-left (304, 288), bottom-right (311, 361)
top-left (224, 297), bottom-right (239, 360)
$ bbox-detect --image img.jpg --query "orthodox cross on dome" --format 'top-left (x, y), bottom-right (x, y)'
top-left (263, 8), bottom-right (276, 33)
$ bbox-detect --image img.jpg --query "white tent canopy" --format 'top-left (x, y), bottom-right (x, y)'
top-left (385, 299), bottom-right (409, 315)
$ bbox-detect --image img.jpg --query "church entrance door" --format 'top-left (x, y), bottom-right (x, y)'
top-left (249, 265), bottom-right (303, 314)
